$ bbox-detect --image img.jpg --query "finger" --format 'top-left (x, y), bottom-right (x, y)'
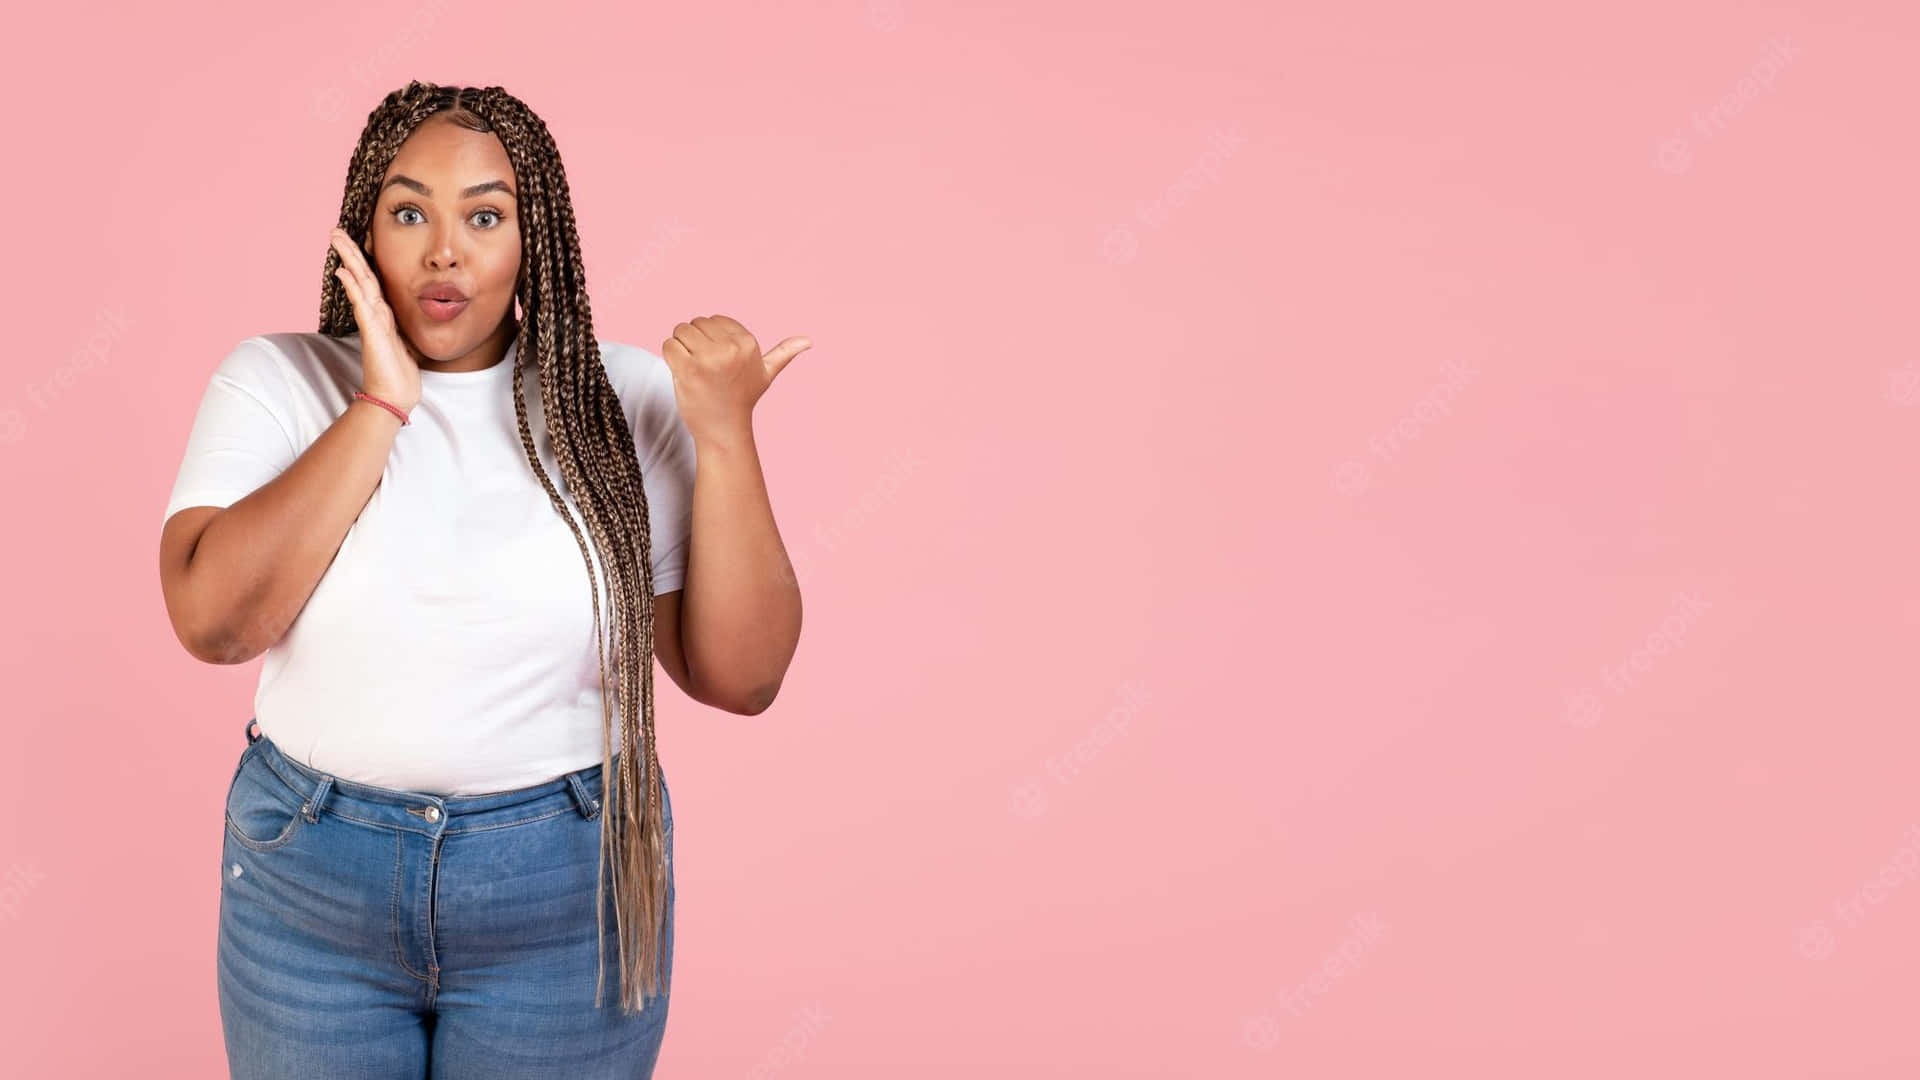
top-left (698, 314), bottom-right (758, 354)
top-left (328, 231), bottom-right (350, 278)
top-left (762, 336), bottom-right (812, 379)
top-left (671, 321), bottom-right (713, 355)
top-left (334, 265), bottom-right (362, 311)
top-left (704, 314), bottom-right (750, 338)
top-left (661, 335), bottom-right (691, 366)
top-left (337, 267), bottom-right (382, 333)
top-left (329, 231), bottom-right (367, 298)
top-left (345, 242), bottom-right (392, 318)
top-left (332, 228), bottom-right (380, 296)
top-left (348, 239), bottom-right (381, 297)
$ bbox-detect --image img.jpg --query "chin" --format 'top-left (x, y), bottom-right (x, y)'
top-left (405, 325), bottom-right (465, 360)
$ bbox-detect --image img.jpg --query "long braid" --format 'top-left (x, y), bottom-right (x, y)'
top-left (317, 80), bottom-right (671, 1014)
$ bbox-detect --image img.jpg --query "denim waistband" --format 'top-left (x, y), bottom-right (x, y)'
top-left (239, 717), bottom-right (650, 836)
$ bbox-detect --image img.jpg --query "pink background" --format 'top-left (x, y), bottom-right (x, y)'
top-left (2, 0), bottom-right (1916, 1075)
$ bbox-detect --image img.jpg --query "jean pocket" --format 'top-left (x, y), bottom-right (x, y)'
top-left (225, 751), bottom-right (308, 852)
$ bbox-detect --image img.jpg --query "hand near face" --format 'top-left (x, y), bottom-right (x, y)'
top-left (331, 227), bottom-right (421, 412)
top-left (660, 315), bottom-right (811, 441)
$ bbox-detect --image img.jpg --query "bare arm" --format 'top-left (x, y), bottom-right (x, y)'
top-left (663, 425), bottom-right (801, 715)
top-left (158, 398), bottom-right (403, 665)
top-left (650, 315), bottom-right (809, 715)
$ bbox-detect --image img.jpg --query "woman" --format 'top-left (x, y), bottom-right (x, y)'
top-left (157, 80), bottom-right (806, 1077)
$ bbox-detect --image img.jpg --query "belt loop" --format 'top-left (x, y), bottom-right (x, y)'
top-left (245, 718), bottom-right (261, 745)
top-left (566, 771), bottom-right (601, 819)
top-left (301, 775), bottom-right (334, 823)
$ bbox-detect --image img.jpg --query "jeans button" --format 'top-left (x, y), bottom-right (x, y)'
top-left (424, 806), bottom-right (441, 822)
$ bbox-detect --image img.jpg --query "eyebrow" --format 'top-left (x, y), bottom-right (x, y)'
top-left (381, 175), bottom-right (516, 200)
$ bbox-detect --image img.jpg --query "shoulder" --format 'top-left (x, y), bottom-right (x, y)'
top-left (597, 339), bottom-right (680, 419)
top-left (597, 339), bottom-right (691, 460)
top-left (221, 332), bottom-right (358, 397)
top-left (597, 339), bottom-right (671, 393)
top-left (199, 334), bottom-right (294, 399)
top-left (216, 332), bottom-right (353, 377)
top-left (237, 331), bottom-right (352, 361)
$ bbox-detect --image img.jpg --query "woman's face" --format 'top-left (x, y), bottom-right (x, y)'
top-left (365, 117), bottom-right (522, 366)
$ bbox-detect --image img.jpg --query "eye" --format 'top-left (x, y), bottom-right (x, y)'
top-left (386, 206), bottom-right (505, 229)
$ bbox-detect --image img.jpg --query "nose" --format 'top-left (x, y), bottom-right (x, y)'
top-left (425, 221), bottom-right (462, 271)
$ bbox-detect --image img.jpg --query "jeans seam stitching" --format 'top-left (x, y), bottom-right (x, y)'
top-left (224, 808), bottom-right (304, 852)
top-left (390, 830), bottom-right (429, 983)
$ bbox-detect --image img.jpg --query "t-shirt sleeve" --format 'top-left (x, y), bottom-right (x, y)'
top-left (626, 347), bottom-right (698, 595)
top-left (162, 337), bottom-right (301, 526)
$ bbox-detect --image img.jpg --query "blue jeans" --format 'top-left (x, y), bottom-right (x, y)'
top-left (217, 717), bottom-right (675, 1078)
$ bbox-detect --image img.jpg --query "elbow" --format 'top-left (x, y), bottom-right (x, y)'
top-left (160, 530), bottom-right (278, 666)
top-left (203, 638), bottom-right (266, 667)
top-left (168, 605), bottom-right (225, 665)
top-left (177, 615), bottom-right (267, 666)
top-left (741, 682), bottom-right (780, 716)
top-left (706, 679), bottom-right (781, 716)
top-left (181, 629), bottom-right (248, 666)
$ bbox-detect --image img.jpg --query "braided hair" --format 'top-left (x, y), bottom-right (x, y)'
top-left (318, 80), bottom-right (670, 1014)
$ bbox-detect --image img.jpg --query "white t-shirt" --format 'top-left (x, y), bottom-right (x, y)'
top-left (164, 331), bottom-right (696, 794)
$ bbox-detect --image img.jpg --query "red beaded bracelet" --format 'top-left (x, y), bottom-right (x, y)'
top-left (352, 391), bottom-right (410, 425)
